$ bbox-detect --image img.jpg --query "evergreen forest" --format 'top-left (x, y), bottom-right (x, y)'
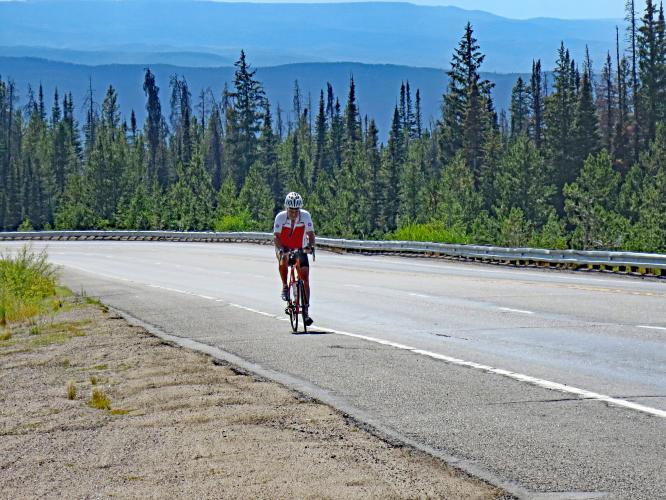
top-left (1, 0), bottom-right (665, 253)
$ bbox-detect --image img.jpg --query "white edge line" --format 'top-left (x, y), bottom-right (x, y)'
top-left (499, 307), bottom-right (534, 315)
top-left (54, 263), bottom-right (666, 419)
top-left (638, 325), bottom-right (666, 331)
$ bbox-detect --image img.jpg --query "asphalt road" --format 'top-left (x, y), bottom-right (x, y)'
top-left (3, 240), bottom-right (665, 499)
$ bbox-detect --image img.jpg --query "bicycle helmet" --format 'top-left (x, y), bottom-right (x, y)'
top-left (284, 192), bottom-right (304, 209)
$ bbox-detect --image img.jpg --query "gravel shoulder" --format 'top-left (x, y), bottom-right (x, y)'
top-left (0, 295), bottom-right (504, 499)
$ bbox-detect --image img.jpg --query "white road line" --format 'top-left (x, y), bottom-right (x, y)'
top-left (53, 263), bottom-right (666, 419)
top-left (198, 295), bottom-right (215, 300)
top-left (499, 307), bottom-right (534, 315)
top-left (409, 293), bottom-right (433, 298)
top-left (638, 325), bottom-right (666, 331)
top-left (229, 303), bottom-right (276, 318)
top-left (313, 326), bottom-right (666, 419)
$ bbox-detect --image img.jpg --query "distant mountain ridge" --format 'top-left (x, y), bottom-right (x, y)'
top-left (0, 56), bottom-right (526, 140)
top-left (0, 0), bottom-right (622, 72)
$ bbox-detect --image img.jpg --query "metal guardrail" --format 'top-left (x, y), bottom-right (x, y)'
top-left (1, 230), bottom-right (665, 277)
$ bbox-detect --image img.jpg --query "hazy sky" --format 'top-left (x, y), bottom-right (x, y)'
top-left (204, 0), bottom-right (628, 20)
top-left (0, 0), bottom-right (629, 20)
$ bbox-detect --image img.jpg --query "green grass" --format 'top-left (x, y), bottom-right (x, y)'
top-left (0, 245), bottom-right (57, 326)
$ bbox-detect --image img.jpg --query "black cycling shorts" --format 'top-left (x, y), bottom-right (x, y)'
top-left (278, 249), bottom-right (309, 268)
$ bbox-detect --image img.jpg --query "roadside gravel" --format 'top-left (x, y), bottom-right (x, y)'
top-left (0, 297), bottom-right (504, 499)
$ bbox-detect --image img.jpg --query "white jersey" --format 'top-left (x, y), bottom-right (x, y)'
top-left (273, 209), bottom-right (314, 250)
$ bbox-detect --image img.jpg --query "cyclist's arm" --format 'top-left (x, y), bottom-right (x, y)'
top-left (306, 231), bottom-right (315, 251)
top-left (274, 233), bottom-right (287, 253)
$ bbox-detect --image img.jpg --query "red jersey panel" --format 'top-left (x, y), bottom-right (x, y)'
top-left (273, 210), bottom-right (314, 250)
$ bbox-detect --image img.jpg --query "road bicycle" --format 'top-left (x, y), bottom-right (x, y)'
top-left (283, 247), bottom-right (313, 333)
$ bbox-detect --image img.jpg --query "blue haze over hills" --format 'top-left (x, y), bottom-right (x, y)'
top-left (0, 0), bottom-right (623, 137)
top-left (1, 57), bottom-right (524, 139)
top-left (1, 0), bottom-right (622, 71)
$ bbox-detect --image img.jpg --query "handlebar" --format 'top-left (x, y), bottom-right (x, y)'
top-left (281, 246), bottom-right (315, 262)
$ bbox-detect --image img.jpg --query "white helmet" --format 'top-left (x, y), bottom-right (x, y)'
top-left (284, 192), bottom-right (303, 209)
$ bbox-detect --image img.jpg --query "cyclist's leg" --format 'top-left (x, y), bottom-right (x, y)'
top-left (277, 249), bottom-right (289, 299)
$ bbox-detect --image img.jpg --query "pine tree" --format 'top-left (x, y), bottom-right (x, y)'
top-left (529, 60), bottom-right (545, 150)
top-left (259, 99), bottom-right (280, 208)
top-left (313, 90), bottom-right (328, 181)
top-left (596, 53), bottom-right (615, 151)
top-left (365, 119), bottom-right (383, 234)
top-left (143, 69), bottom-right (168, 186)
top-left (564, 150), bottom-right (626, 249)
top-left (383, 107), bottom-right (402, 231)
top-left (637, 0), bottom-right (666, 145)
top-left (510, 77), bottom-right (529, 139)
top-left (238, 162), bottom-right (275, 230)
top-left (545, 43), bottom-right (578, 213)
top-left (51, 88), bottom-right (61, 127)
top-left (329, 98), bottom-right (343, 175)
top-left (573, 70), bottom-right (601, 168)
top-left (398, 138), bottom-right (426, 226)
top-left (166, 152), bottom-right (213, 231)
top-left (343, 75), bottom-right (361, 164)
top-left (627, 0), bottom-right (641, 160)
top-left (437, 153), bottom-right (482, 232)
top-left (462, 82), bottom-right (486, 183)
top-left (619, 123), bottom-right (666, 251)
top-left (415, 89), bottom-right (423, 139)
top-left (83, 78), bottom-right (97, 156)
top-left (493, 135), bottom-right (554, 226)
top-left (440, 23), bottom-right (494, 163)
top-left (203, 106), bottom-right (224, 192)
top-left (614, 27), bottom-right (632, 173)
top-left (226, 50), bottom-right (265, 187)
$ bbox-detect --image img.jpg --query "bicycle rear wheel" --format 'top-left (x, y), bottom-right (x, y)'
top-left (298, 280), bottom-right (308, 333)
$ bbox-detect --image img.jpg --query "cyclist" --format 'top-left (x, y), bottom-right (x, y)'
top-left (274, 192), bottom-right (316, 326)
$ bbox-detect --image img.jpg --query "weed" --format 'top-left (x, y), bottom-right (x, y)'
top-left (110, 409), bottom-right (131, 415)
top-left (85, 296), bottom-right (102, 307)
top-left (55, 286), bottom-right (74, 297)
top-left (31, 332), bottom-right (70, 346)
top-left (90, 375), bottom-right (98, 385)
top-left (92, 364), bottom-right (108, 370)
top-left (0, 245), bottom-right (57, 324)
top-left (61, 358), bottom-right (70, 368)
top-left (29, 325), bottom-right (41, 336)
top-left (67, 381), bottom-right (77, 400)
top-left (88, 388), bottom-right (111, 410)
top-left (0, 330), bottom-right (11, 341)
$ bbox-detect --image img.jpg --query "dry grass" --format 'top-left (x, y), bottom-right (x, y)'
top-left (88, 388), bottom-right (111, 410)
top-left (67, 381), bottom-right (77, 400)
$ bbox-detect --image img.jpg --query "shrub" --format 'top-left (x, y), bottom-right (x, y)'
top-left (67, 381), bottom-right (77, 400)
top-left (89, 389), bottom-right (111, 410)
top-left (0, 246), bottom-right (57, 325)
top-left (389, 222), bottom-right (471, 245)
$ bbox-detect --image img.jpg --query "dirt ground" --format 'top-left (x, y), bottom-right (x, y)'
top-left (0, 296), bottom-right (504, 499)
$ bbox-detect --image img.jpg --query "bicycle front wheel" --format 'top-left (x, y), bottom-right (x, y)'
top-left (289, 284), bottom-right (299, 333)
top-left (298, 280), bottom-right (308, 333)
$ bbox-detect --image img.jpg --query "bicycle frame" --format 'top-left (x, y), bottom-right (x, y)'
top-left (284, 249), bottom-right (308, 333)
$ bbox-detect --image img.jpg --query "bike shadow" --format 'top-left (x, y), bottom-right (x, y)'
top-left (291, 329), bottom-right (330, 336)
